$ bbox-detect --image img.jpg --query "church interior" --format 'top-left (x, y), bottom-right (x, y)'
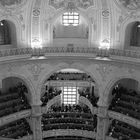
top-left (0, 0), bottom-right (140, 140)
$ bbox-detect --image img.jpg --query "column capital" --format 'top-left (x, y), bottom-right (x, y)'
top-left (31, 104), bottom-right (42, 117)
top-left (97, 106), bottom-right (108, 118)
top-left (97, 96), bottom-right (109, 107)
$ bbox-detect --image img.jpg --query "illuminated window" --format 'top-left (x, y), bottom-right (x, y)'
top-left (62, 86), bottom-right (78, 105)
top-left (62, 12), bottom-right (79, 26)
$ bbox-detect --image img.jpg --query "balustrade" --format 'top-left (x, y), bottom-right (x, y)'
top-left (0, 47), bottom-right (140, 61)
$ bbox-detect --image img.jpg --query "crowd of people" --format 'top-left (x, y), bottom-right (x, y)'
top-left (42, 104), bottom-right (97, 132)
top-left (41, 86), bottom-right (98, 107)
top-left (108, 119), bottom-right (140, 140)
top-left (47, 72), bottom-right (94, 81)
top-left (47, 104), bottom-right (92, 114)
top-left (78, 87), bottom-right (98, 107)
top-left (41, 87), bottom-right (62, 106)
top-left (0, 118), bottom-right (32, 139)
top-left (109, 86), bottom-right (140, 120)
top-left (0, 84), bottom-right (30, 118)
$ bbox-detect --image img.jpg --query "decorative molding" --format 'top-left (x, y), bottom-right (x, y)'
top-left (0, 0), bottom-right (27, 10)
top-left (49, 0), bottom-right (66, 9)
top-left (102, 9), bottom-right (110, 17)
top-left (49, 0), bottom-right (94, 10)
top-left (116, 0), bottom-right (140, 11)
top-left (43, 129), bottom-right (96, 139)
top-left (0, 47), bottom-right (140, 66)
top-left (33, 9), bottom-right (40, 16)
top-left (77, 0), bottom-right (94, 9)
top-left (96, 64), bottom-right (112, 82)
top-left (28, 63), bottom-right (45, 81)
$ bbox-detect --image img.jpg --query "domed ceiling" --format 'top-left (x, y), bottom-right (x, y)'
top-left (116, 0), bottom-right (140, 10)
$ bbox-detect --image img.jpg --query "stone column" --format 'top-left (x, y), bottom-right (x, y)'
top-left (96, 106), bottom-right (110, 140)
top-left (31, 104), bottom-right (42, 140)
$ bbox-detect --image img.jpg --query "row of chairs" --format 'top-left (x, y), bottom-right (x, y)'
top-left (47, 104), bottom-right (91, 114)
top-left (0, 85), bottom-right (30, 118)
top-left (42, 123), bottom-right (95, 131)
top-left (0, 118), bottom-right (32, 139)
top-left (47, 72), bottom-right (93, 81)
top-left (109, 86), bottom-right (140, 120)
top-left (108, 119), bottom-right (140, 140)
top-left (78, 87), bottom-right (98, 107)
top-left (42, 117), bottom-right (96, 126)
top-left (43, 112), bottom-right (93, 119)
top-left (41, 87), bottom-right (61, 106)
top-left (42, 104), bottom-right (97, 132)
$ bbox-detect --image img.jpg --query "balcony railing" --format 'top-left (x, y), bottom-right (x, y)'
top-left (0, 46), bottom-right (140, 62)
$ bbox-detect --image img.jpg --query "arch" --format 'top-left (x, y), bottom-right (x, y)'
top-left (79, 96), bottom-right (95, 115)
top-left (37, 63), bottom-right (101, 100)
top-left (0, 15), bottom-right (22, 48)
top-left (129, 21), bottom-right (140, 47)
top-left (48, 8), bottom-right (92, 46)
top-left (119, 17), bottom-right (140, 50)
top-left (42, 95), bottom-right (61, 113)
top-left (51, 8), bottom-right (91, 29)
top-left (2, 73), bottom-right (36, 104)
top-left (0, 20), bottom-right (11, 45)
top-left (103, 76), bottom-right (140, 106)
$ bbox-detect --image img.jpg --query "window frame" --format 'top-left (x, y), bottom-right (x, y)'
top-left (62, 86), bottom-right (78, 105)
top-left (62, 12), bottom-right (80, 26)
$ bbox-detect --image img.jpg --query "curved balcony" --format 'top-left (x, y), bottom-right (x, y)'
top-left (43, 129), bottom-right (96, 139)
top-left (0, 135), bottom-right (33, 140)
top-left (108, 110), bottom-right (140, 129)
top-left (0, 110), bottom-right (31, 126)
top-left (41, 95), bottom-right (98, 115)
top-left (16, 135), bottom-right (33, 140)
top-left (106, 136), bottom-right (118, 140)
top-left (0, 137), bottom-right (15, 140)
top-left (0, 47), bottom-right (140, 64)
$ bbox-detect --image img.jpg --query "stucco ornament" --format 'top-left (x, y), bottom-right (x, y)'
top-left (118, 0), bottom-right (140, 10)
top-left (49, 0), bottom-right (94, 9)
top-left (0, 0), bottom-right (27, 9)
top-left (49, 0), bottom-right (65, 9)
top-left (28, 63), bottom-right (45, 81)
top-left (77, 0), bottom-right (94, 9)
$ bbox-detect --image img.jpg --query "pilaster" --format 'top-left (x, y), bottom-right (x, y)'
top-left (31, 103), bottom-right (42, 140)
top-left (96, 106), bottom-right (110, 140)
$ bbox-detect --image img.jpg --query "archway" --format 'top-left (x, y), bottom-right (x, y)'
top-left (2, 76), bottom-right (32, 104)
top-left (40, 68), bottom-right (98, 108)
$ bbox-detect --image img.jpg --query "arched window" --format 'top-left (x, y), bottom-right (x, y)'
top-left (130, 21), bottom-right (140, 47)
top-left (62, 12), bottom-right (79, 26)
top-left (0, 20), bottom-right (11, 45)
top-left (62, 86), bottom-right (78, 105)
